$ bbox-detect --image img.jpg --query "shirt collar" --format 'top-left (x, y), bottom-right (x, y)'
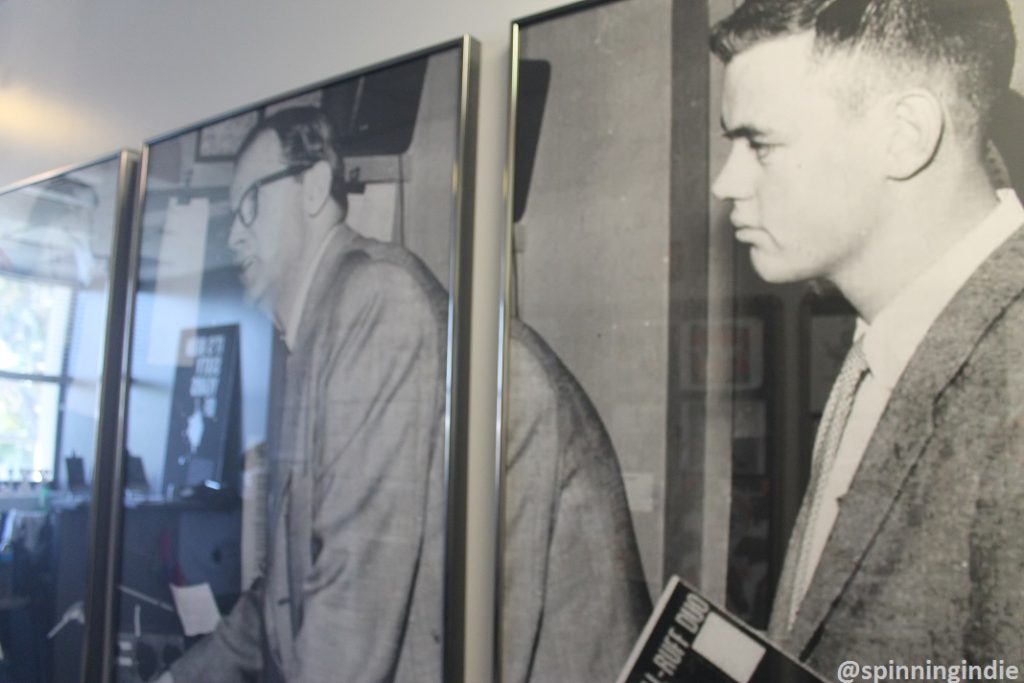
top-left (858, 189), bottom-right (1024, 389)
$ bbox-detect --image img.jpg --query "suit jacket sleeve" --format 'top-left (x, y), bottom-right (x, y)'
top-left (503, 324), bottom-right (651, 683)
top-left (167, 581), bottom-right (263, 682)
top-left (294, 261), bottom-right (443, 682)
top-left (526, 415), bottom-right (652, 680)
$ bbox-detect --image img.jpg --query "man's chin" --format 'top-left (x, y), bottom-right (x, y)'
top-left (748, 251), bottom-right (804, 285)
top-left (241, 284), bottom-right (274, 315)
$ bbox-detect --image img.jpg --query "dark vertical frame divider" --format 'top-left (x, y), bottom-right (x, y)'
top-left (445, 36), bottom-right (481, 683)
top-left (80, 149), bottom-right (141, 683)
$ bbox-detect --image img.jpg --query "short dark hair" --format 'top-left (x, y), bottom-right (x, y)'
top-left (237, 106), bottom-right (348, 212)
top-left (710, 0), bottom-right (1016, 139)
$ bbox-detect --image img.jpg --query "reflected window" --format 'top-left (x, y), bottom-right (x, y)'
top-left (0, 274), bottom-right (74, 482)
top-left (0, 156), bottom-right (130, 683)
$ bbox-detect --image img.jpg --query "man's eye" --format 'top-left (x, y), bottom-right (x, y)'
top-left (749, 141), bottom-right (776, 162)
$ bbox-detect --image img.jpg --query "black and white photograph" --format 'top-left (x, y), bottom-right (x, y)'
top-left (501, 2), bottom-right (706, 681)
top-left (112, 40), bottom-right (476, 683)
top-left (502, 0), bottom-right (1024, 681)
top-left (709, 0), bottom-right (1024, 677)
top-left (3, 0), bottom-right (1024, 681)
top-left (0, 151), bottom-right (137, 683)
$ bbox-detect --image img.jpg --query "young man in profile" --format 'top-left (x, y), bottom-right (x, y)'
top-left (711, 0), bottom-right (1023, 674)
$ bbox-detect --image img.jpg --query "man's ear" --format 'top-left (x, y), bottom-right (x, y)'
top-left (886, 89), bottom-right (945, 180)
top-left (302, 160), bottom-right (333, 217)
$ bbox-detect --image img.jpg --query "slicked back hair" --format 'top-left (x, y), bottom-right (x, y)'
top-left (237, 106), bottom-right (349, 213)
top-left (710, 0), bottom-right (1016, 141)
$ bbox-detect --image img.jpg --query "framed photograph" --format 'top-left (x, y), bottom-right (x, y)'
top-left (503, 0), bottom-right (1024, 681)
top-left (103, 38), bottom-right (477, 683)
top-left (498, 1), bottom-right (721, 681)
top-left (0, 150), bottom-right (138, 683)
top-left (700, 0), bottom-right (1024, 676)
top-left (498, 0), bottom-right (812, 679)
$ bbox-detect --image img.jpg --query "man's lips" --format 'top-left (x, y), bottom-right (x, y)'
top-left (731, 219), bottom-right (764, 243)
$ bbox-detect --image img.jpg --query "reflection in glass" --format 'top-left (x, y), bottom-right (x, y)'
top-left (0, 156), bottom-right (129, 683)
top-left (0, 379), bottom-right (61, 481)
top-left (0, 276), bottom-right (73, 376)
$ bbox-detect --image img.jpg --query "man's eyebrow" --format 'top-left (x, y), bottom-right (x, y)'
top-left (719, 118), bottom-right (771, 141)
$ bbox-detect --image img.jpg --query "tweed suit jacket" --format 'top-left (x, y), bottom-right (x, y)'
top-left (768, 225), bottom-right (1024, 677)
top-left (501, 320), bottom-right (652, 683)
top-left (170, 228), bottom-right (449, 683)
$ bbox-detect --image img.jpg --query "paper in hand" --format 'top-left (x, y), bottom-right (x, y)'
top-left (169, 583), bottom-right (221, 636)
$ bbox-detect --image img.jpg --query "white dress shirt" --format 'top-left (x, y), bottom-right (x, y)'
top-left (795, 189), bottom-right (1024, 610)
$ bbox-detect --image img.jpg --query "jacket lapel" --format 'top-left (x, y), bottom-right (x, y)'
top-left (767, 440), bottom-right (829, 640)
top-left (279, 227), bottom-right (365, 639)
top-left (785, 380), bottom-right (933, 653)
top-left (785, 225), bottom-right (1024, 655)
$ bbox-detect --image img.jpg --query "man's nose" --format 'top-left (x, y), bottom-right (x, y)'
top-left (711, 143), bottom-right (752, 202)
top-left (227, 216), bottom-right (245, 251)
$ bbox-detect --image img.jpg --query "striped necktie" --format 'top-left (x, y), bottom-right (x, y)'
top-left (788, 338), bottom-right (869, 628)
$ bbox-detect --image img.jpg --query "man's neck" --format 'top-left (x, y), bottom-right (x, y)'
top-left (270, 216), bottom-right (346, 334)
top-left (833, 164), bottom-right (998, 323)
top-left (273, 218), bottom-right (353, 347)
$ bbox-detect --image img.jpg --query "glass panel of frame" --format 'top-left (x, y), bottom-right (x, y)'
top-left (112, 39), bottom-right (476, 683)
top-left (501, 2), bottom-right (690, 680)
top-left (504, 0), bottom-right (1024, 682)
top-left (0, 150), bottom-right (137, 683)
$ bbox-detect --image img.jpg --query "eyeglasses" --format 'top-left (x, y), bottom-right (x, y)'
top-left (231, 165), bottom-right (311, 227)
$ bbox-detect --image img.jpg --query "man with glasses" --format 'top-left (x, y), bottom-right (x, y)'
top-left (710, 0), bottom-right (1024, 675)
top-left (160, 105), bottom-right (449, 682)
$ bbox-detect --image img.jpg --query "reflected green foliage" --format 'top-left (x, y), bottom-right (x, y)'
top-left (0, 379), bottom-right (35, 476)
top-left (0, 275), bottom-right (68, 374)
